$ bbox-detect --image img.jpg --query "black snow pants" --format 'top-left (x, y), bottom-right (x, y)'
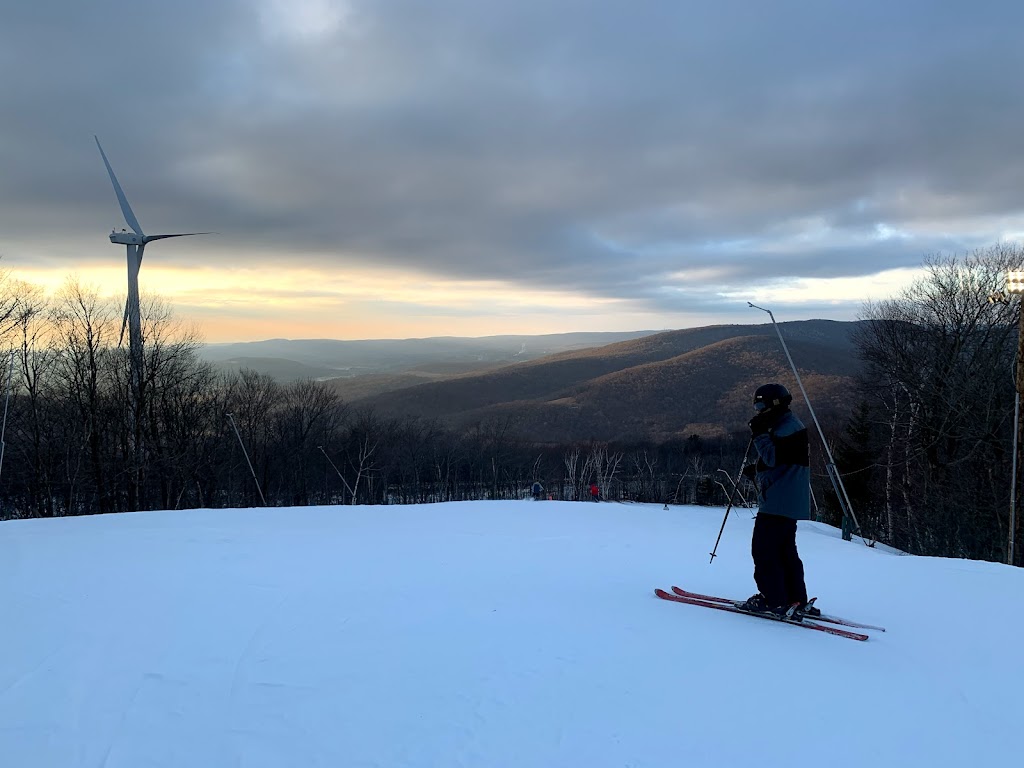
top-left (752, 513), bottom-right (808, 608)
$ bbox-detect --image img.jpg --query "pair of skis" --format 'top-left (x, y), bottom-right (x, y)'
top-left (655, 586), bottom-right (886, 641)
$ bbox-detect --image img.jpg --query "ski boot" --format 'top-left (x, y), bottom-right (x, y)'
top-left (736, 593), bottom-right (789, 618)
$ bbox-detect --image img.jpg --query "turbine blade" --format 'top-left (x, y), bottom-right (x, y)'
top-left (94, 136), bottom-right (144, 236)
top-left (144, 232), bottom-right (215, 243)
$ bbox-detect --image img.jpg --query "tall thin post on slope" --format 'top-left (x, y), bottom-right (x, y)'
top-left (1008, 277), bottom-right (1024, 566)
top-left (226, 412), bottom-right (266, 506)
top-left (1009, 390), bottom-right (1019, 566)
top-left (318, 445), bottom-right (356, 502)
top-left (986, 281), bottom-right (1023, 566)
top-left (748, 303), bottom-right (865, 543)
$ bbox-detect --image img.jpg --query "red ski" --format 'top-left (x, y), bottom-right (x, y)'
top-left (654, 588), bottom-right (870, 641)
top-left (670, 586), bottom-right (886, 632)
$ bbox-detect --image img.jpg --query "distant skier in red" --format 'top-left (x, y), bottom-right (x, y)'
top-left (589, 482), bottom-right (601, 502)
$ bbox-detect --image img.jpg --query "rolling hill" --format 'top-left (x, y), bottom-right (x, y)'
top-left (350, 320), bottom-right (865, 442)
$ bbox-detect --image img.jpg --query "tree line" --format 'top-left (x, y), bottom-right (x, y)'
top-left (0, 274), bottom-right (752, 519)
top-left (823, 245), bottom-right (1023, 565)
top-left (0, 247), bottom-right (1021, 567)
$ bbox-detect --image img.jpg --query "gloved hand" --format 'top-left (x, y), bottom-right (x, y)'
top-left (748, 410), bottom-right (774, 436)
top-left (741, 464), bottom-right (756, 480)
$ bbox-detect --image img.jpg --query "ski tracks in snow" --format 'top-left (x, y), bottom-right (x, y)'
top-left (226, 593), bottom-right (293, 713)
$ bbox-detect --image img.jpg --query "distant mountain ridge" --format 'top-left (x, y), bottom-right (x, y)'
top-left (349, 320), bottom-right (866, 442)
top-left (197, 330), bottom-right (660, 382)
top-left (198, 321), bottom-right (866, 442)
top-left (344, 319), bottom-right (864, 442)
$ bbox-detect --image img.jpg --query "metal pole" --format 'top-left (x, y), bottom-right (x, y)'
top-left (0, 348), bottom-right (15, 484)
top-left (226, 412), bottom-right (266, 506)
top-left (1010, 390), bottom-right (1018, 566)
top-left (988, 284), bottom-right (1020, 565)
top-left (709, 438), bottom-right (754, 563)
top-left (748, 303), bottom-right (866, 542)
top-left (318, 445), bottom-right (355, 501)
top-left (1012, 299), bottom-right (1024, 565)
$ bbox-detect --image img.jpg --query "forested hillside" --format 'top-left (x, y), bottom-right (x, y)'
top-left (353, 320), bottom-right (864, 442)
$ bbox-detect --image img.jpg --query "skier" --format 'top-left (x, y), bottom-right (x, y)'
top-left (739, 383), bottom-right (820, 618)
top-left (531, 481), bottom-right (544, 500)
top-left (589, 482), bottom-right (601, 502)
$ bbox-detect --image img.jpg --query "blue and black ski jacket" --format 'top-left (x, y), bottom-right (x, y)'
top-left (752, 408), bottom-right (811, 521)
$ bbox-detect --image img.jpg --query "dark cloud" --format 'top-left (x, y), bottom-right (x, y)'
top-left (2, 0), bottom-right (1023, 320)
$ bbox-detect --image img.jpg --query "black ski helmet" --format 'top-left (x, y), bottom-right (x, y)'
top-left (753, 383), bottom-right (792, 410)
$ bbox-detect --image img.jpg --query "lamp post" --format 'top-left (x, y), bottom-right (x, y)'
top-left (1000, 271), bottom-right (1024, 565)
top-left (748, 303), bottom-right (864, 542)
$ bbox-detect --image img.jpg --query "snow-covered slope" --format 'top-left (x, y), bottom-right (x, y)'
top-left (1, 501), bottom-right (1020, 767)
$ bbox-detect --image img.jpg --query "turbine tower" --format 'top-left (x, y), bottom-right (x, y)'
top-left (95, 137), bottom-right (208, 415)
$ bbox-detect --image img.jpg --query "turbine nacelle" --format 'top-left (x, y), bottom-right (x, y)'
top-left (109, 229), bottom-right (144, 245)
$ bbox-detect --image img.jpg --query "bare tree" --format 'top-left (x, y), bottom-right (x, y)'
top-left (630, 448), bottom-right (659, 502)
top-left (563, 446), bottom-right (581, 500)
top-left (422, 426), bottom-right (457, 502)
top-left (275, 379), bottom-right (347, 505)
top-left (51, 279), bottom-right (120, 514)
top-left (339, 407), bottom-right (384, 504)
top-left (6, 282), bottom-right (61, 515)
top-left (854, 246), bottom-right (1023, 558)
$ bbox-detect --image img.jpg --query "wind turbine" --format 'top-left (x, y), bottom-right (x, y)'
top-left (95, 136), bottom-right (209, 407)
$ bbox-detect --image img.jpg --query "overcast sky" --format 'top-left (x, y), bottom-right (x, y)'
top-left (2, 0), bottom-right (1023, 341)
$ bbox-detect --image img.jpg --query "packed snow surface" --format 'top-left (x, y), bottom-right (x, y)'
top-left (1, 500), bottom-right (1021, 767)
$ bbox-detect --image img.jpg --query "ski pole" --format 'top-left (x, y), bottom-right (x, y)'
top-left (709, 438), bottom-right (754, 564)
